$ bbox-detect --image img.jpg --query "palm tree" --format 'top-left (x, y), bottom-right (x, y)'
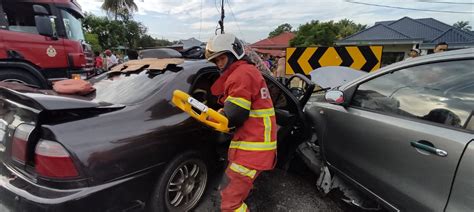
top-left (453, 21), bottom-right (472, 32)
top-left (101, 0), bottom-right (138, 21)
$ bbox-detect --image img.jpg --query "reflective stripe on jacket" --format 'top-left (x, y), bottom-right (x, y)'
top-left (211, 60), bottom-right (277, 170)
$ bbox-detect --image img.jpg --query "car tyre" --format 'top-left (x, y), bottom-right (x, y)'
top-left (0, 69), bottom-right (42, 87)
top-left (149, 151), bottom-right (208, 212)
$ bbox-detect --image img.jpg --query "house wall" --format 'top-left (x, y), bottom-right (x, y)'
top-left (381, 44), bottom-right (418, 66)
top-left (382, 44), bottom-right (413, 53)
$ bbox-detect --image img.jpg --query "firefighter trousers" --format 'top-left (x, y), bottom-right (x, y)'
top-left (220, 162), bottom-right (262, 212)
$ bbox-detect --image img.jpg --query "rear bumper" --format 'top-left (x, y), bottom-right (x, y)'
top-left (0, 163), bottom-right (163, 212)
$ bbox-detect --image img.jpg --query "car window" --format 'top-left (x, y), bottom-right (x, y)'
top-left (3, 2), bottom-right (50, 34)
top-left (265, 77), bottom-right (288, 110)
top-left (60, 9), bottom-right (84, 41)
top-left (90, 70), bottom-right (179, 105)
top-left (351, 60), bottom-right (474, 129)
top-left (467, 114), bottom-right (474, 131)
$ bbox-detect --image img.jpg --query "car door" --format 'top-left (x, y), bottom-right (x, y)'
top-left (263, 73), bottom-right (315, 166)
top-left (322, 59), bottom-right (474, 211)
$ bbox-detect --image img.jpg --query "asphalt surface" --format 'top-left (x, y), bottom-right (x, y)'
top-left (194, 168), bottom-right (345, 212)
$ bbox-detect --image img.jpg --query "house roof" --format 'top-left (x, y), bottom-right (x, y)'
top-left (172, 37), bottom-right (203, 49)
top-left (253, 48), bottom-right (284, 57)
top-left (338, 17), bottom-right (474, 47)
top-left (250, 32), bottom-right (295, 49)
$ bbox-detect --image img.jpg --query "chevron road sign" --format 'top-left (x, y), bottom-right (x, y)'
top-left (285, 46), bottom-right (383, 75)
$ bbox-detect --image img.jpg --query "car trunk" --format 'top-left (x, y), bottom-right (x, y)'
top-left (0, 86), bottom-right (123, 180)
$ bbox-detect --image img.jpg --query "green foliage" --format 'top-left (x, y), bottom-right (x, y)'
top-left (82, 13), bottom-right (148, 50)
top-left (155, 39), bottom-right (173, 47)
top-left (335, 19), bottom-right (367, 39)
top-left (101, 0), bottom-right (138, 21)
top-left (290, 19), bottom-right (366, 47)
top-left (137, 35), bottom-right (156, 48)
top-left (124, 20), bottom-right (147, 49)
top-left (269, 23), bottom-right (292, 38)
top-left (137, 36), bottom-right (174, 48)
top-left (453, 21), bottom-right (472, 31)
top-left (84, 32), bottom-right (101, 52)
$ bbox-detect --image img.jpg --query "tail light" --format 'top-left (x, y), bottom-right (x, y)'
top-left (35, 140), bottom-right (79, 178)
top-left (12, 124), bottom-right (35, 164)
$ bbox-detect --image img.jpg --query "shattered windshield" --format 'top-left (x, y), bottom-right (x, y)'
top-left (90, 70), bottom-right (178, 105)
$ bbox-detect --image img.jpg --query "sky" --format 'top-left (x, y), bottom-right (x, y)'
top-left (77, 0), bottom-right (474, 43)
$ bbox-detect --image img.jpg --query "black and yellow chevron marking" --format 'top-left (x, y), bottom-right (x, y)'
top-left (286, 46), bottom-right (383, 75)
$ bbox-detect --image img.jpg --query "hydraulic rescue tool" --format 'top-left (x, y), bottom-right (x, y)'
top-left (172, 90), bottom-right (230, 133)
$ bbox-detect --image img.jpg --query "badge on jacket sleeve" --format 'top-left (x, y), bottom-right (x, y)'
top-left (261, 88), bottom-right (270, 99)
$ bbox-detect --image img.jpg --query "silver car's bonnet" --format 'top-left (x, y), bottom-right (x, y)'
top-left (309, 66), bottom-right (367, 89)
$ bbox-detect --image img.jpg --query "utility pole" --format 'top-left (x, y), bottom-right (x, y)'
top-left (218, 0), bottom-right (225, 34)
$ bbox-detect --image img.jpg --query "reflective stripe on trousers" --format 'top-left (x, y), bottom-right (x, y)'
top-left (229, 140), bottom-right (277, 151)
top-left (235, 202), bottom-right (248, 212)
top-left (229, 163), bottom-right (257, 179)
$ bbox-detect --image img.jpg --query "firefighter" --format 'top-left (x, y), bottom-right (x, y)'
top-left (205, 33), bottom-right (277, 212)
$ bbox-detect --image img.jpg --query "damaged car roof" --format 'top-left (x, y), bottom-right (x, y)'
top-left (109, 58), bottom-right (185, 74)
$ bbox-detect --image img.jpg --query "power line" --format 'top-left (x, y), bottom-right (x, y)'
top-left (345, 0), bottom-right (473, 14)
top-left (226, 0), bottom-right (245, 40)
top-left (416, 0), bottom-right (474, 5)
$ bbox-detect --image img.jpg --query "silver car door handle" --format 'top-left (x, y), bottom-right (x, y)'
top-left (410, 141), bottom-right (448, 157)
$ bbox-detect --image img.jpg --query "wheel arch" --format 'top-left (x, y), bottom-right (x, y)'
top-left (0, 60), bottom-right (49, 88)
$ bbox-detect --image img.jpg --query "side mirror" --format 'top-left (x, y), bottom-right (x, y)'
top-left (325, 90), bottom-right (345, 105)
top-left (33, 5), bottom-right (49, 15)
top-left (35, 16), bottom-right (55, 38)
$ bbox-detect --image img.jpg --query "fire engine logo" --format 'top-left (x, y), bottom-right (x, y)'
top-left (46, 45), bottom-right (57, 57)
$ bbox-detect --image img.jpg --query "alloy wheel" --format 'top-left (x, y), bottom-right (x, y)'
top-left (165, 159), bottom-right (208, 211)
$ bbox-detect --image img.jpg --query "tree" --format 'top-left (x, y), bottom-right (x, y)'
top-left (124, 20), bottom-right (147, 48)
top-left (137, 35), bottom-right (156, 48)
top-left (335, 19), bottom-right (366, 39)
top-left (83, 13), bottom-right (109, 49)
top-left (82, 13), bottom-right (148, 50)
top-left (290, 20), bottom-right (338, 47)
top-left (290, 19), bottom-right (366, 47)
top-left (268, 23), bottom-right (292, 38)
top-left (85, 32), bottom-right (102, 53)
top-left (155, 39), bottom-right (173, 47)
top-left (453, 21), bottom-right (472, 31)
top-left (101, 0), bottom-right (138, 21)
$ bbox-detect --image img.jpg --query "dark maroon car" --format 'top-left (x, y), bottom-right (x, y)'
top-left (0, 57), bottom-right (314, 211)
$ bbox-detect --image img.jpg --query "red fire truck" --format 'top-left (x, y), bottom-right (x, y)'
top-left (0, 0), bottom-right (93, 88)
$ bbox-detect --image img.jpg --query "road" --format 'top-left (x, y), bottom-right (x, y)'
top-left (195, 168), bottom-right (346, 212)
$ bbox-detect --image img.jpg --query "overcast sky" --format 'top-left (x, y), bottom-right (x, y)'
top-left (77, 0), bottom-right (474, 43)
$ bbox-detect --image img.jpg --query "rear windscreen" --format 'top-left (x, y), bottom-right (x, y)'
top-left (90, 70), bottom-right (178, 105)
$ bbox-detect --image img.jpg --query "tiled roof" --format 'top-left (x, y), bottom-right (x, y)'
top-left (416, 18), bottom-right (453, 32)
top-left (342, 24), bottom-right (412, 40)
top-left (387, 17), bottom-right (442, 41)
top-left (250, 32), bottom-right (295, 48)
top-left (431, 28), bottom-right (474, 44)
top-left (339, 17), bottom-right (474, 45)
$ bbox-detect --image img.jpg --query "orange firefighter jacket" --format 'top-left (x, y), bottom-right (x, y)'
top-left (211, 60), bottom-right (277, 170)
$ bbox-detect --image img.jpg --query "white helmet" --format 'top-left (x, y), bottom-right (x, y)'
top-left (205, 33), bottom-right (245, 61)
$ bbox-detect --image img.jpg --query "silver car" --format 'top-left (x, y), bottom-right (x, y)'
top-left (300, 48), bottom-right (474, 211)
